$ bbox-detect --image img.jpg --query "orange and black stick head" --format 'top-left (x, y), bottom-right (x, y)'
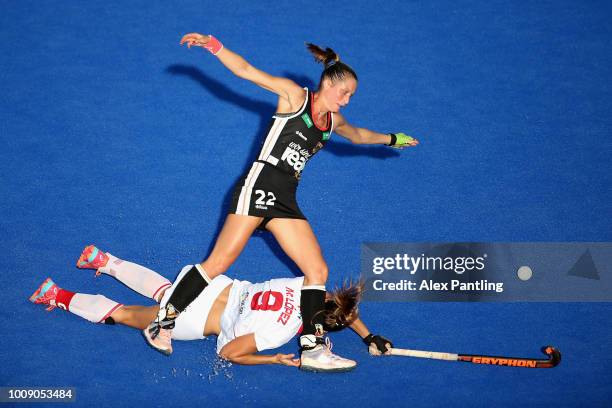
top-left (537, 345), bottom-right (561, 368)
top-left (458, 345), bottom-right (561, 368)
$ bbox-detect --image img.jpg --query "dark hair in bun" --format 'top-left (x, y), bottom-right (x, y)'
top-left (306, 43), bottom-right (358, 87)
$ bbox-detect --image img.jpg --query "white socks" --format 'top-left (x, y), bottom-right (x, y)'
top-left (68, 293), bottom-right (122, 324)
top-left (97, 253), bottom-right (171, 302)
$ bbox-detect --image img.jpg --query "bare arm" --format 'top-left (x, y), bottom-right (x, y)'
top-left (180, 33), bottom-right (305, 112)
top-left (349, 316), bottom-right (371, 338)
top-left (334, 112), bottom-right (419, 148)
top-left (218, 333), bottom-right (300, 367)
top-left (334, 113), bottom-right (393, 145)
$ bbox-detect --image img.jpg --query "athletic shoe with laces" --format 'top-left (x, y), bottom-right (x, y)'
top-left (143, 325), bottom-right (173, 356)
top-left (142, 304), bottom-right (178, 356)
top-left (29, 277), bottom-right (60, 311)
top-left (300, 335), bottom-right (357, 373)
top-left (76, 245), bottom-right (109, 276)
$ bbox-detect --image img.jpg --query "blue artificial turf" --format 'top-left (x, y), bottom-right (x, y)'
top-left (1, 1), bottom-right (611, 406)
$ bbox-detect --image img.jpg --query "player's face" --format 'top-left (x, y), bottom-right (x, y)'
top-left (322, 77), bottom-right (357, 112)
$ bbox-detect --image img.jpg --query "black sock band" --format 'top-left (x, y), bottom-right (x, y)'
top-left (300, 288), bottom-right (326, 336)
top-left (167, 266), bottom-right (209, 312)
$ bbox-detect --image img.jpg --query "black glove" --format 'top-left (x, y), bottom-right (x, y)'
top-left (363, 333), bottom-right (393, 354)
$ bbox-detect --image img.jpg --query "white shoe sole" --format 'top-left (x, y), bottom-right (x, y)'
top-left (299, 361), bottom-right (356, 373)
top-left (142, 329), bottom-right (172, 356)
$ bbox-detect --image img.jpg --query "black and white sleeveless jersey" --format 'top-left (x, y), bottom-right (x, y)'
top-left (256, 88), bottom-right (333, 181)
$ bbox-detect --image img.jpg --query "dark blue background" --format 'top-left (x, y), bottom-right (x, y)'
top-left (1, 1), bottom-right (611, 406)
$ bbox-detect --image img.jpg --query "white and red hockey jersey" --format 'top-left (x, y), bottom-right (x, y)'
top-left (217, 276), bottom-right (304, 353)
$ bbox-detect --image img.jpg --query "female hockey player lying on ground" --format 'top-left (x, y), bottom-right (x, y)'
top-left (29, 245), bottom-right (393, 371)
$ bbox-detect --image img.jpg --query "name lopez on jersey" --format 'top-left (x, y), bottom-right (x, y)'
top-left (277, 286), bottom-right (297, 325)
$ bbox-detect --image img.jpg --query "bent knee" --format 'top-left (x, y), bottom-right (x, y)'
top-left (201, 257), bottom-right (231, 277)
top-left (303, 263), bottom-right (329, 285)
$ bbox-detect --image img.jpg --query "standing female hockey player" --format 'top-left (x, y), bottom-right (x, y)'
top-left (144, 33), bottom-right (414, 372)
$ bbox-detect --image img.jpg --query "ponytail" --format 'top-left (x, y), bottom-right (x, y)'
top-left (306, 43), bottom-right (340, 68)
top-left (305, 42), bottom-right (358, 86)
top-left (319, 279), bottom-right (364, 332)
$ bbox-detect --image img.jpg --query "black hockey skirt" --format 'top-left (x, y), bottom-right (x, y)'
top-left (228, 161), bottom-right (306, 225)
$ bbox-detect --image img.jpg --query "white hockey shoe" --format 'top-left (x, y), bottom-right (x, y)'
top-left (300, 335), bottom-right (357, 373)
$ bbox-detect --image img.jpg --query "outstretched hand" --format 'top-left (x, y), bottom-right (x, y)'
top-left (364, 334), bottom-right (394, 356)
top-left (180, 33), bottom-right (211, 49)
top-left (389, 132), bottom-right (419, 149)
top-left (369, 342), bottom-right (393, 356)
top-left (275, 353), bottom-right (300, 367)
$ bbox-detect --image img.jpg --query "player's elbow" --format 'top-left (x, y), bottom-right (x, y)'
top-left (219, 349), bottom-right (238, 362)
top-left (348, 129), bottom-right (368, 144)
top-left (340, 131), bottom-right (363, 145)
top-left (349, 133), bottom-right (365, 144)
top-left (218, 346), bottom-right (244, 363)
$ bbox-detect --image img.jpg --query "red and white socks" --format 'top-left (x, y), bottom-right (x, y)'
top-left (55, 288), bottom-right (121, 324)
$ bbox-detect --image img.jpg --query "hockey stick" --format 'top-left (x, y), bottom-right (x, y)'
top-left (389, 345), bottom-right (561, 368)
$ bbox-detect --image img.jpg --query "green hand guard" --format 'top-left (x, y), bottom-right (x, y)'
top-left (388, 132), bottom-right (416, 148)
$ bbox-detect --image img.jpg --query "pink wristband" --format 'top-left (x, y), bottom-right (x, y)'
top-left (204, 35), bottom-right (223, 55)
